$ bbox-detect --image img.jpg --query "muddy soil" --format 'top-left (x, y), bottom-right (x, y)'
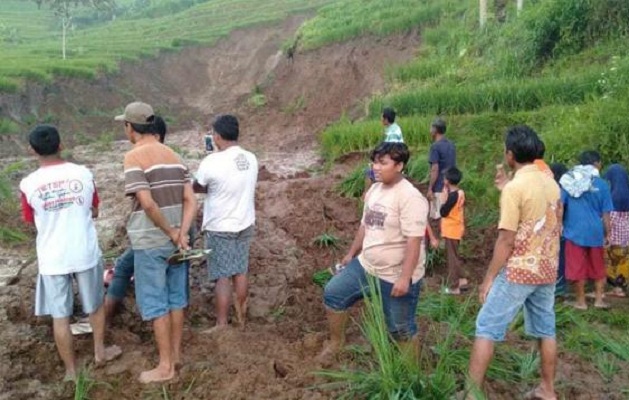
top-left (1, 15), bottom-right (628, 400)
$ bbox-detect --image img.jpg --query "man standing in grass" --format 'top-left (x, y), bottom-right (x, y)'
top-left (427, 118), bottom-right (456, 220)
top-left (560, 150), bottom-right (613, 310)
top-left (20, 125), bottom-right (121, 381)
top-left (467, 126), bottom-right (560, 400)
top-left (117, 102), bottom-right (197, 383)
top-left (319, 142), bottom-right (427, 363)
top-left (194, 114), bottom-right (258, 330)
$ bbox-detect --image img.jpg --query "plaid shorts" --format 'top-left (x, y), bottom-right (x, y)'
top-left (205, 225), bottom-right (254, 281)
top-left (610, 211), bottom-right (629, 247)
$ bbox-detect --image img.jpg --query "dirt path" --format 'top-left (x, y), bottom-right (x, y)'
top-left (0, 17), bottom-right (420, 400)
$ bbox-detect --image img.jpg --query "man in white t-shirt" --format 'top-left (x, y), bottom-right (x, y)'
top-left (19, 125), bottom-right (121, 381)
top-left (194, 114), bottom-right (258, 330)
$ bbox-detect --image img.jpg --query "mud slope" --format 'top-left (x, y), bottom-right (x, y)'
top-left (0, 15), bottom-right (419, 158)
top-left (0, 15), bottom-right (420, 400)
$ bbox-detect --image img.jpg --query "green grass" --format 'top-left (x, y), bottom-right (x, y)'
top-left (297, 0), bottom-right (464, 50)
top-left (0, 0), bottom-right (337, 91)
top-left (74, 369), bottom-right (95, 400)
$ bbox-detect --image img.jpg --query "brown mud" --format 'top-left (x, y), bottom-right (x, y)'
top-left (1, 14), bottom-right (628, 400)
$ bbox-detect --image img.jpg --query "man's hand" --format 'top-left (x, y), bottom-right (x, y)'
top-left (430, 237), bottom-right (440, 249)
top-left (340, 253), bottom-right (353, 266)
top-left (177, 233), bottom-right (191, 250)
top-left (167, 227), bottom-right (181, 246)
top-left (494, 164), bottom-right (510, 191)
top-left (427, 190), bottom-right (434, 201)
top-left (391, 277), bottom-right (410, 297)
top-left (479, 277), bottom-right (494, 304)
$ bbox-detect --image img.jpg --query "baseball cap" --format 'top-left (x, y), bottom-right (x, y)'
top-left (114, 102), bottom-right (154, 124)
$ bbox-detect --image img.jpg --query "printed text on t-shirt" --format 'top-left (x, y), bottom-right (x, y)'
top-left (36, 179), bottom-right (86, 212)
top-left (364, 204), bottom-right (387, 230)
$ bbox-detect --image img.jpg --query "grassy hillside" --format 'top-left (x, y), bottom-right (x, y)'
top-left (311, 0), bottom-right (629, 222)
top-left (0, 0), bottom-right (334, 93)
top-left (300, 0), bottom-right (629, 397)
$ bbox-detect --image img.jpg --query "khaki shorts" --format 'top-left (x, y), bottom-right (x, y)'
top-left (430, 196), bottom-right (442, 220)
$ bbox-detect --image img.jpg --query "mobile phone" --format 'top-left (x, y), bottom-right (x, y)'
top-left (204, 134), bottom-right (214, 153)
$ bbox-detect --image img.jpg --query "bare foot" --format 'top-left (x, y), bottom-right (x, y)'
top-left (594, 301), bottom-right (611, 309)
top-left (95, 345), bottom-right (122, 365)
top-left (524, 386), bottom-right (557, 400)
top-left (63, 372), bottom-right (77, 382)
top-left (565, 301), bottom-right (587, 310)
top-left (138, 365), bottom-right (175, 384)
top-left (201, 324), bottom-right (228, 335)
top-left (316, 341), bottom-right (341, 367)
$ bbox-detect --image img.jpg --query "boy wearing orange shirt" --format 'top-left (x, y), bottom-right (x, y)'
top-left (440, 167), bottom-right (467, 294)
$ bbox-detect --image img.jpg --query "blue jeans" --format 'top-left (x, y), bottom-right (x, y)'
top-left (134, 244), bottom-right (189, 321)
top-left (476, 270), bottom-right (555, 342)
top-left (323, 258), bottom-right (421, 340)
top-left (106, 248), bottom-right (135, 300)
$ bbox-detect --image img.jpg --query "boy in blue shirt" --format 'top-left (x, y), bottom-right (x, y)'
top-left (560, 151), bottom-right (613, 310)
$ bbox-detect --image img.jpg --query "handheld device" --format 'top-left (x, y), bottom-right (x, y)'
top-left (205, 134), bottom-right (214, 153)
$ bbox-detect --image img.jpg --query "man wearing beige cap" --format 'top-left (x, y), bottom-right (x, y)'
top-left (116, 101), bottom-right (197, 383)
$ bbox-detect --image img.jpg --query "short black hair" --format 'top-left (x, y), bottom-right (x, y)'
top-left (431, 118), bottom-right (446, 135)
top-left (128, 115), bottom-right (155, 135)
top-left (505, 125), bottom-right (539, 164)
top-left (212, 114), bottom-right (239, 141)
top-left (370, 142), bottom-right (410, 166)
top-left (29, 124), bottom-right (60, 156)
top-left (445, 167), bottom-right (462, 185)
top-left (382, 107), bottom-right (396, 124)
top-left (535, 136), bottom-right (546, 159)
top-left (579, 150), bottom-right (601, 166)
top-left (153, 116), bottom-right (167, 143)
top-left (550, 163), bottom-right (567, 183)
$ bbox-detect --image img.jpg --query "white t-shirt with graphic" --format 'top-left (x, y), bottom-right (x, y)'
top-left (358, 179), bottom-right (428, 284)
top-left (196, 146), bottom-right (258, 232)
top-left (19, 162), bottom-right (101, 275)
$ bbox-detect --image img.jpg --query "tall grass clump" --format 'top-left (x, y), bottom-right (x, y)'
top-left (319, 276), bottom-right (429, 398)
top-left (369, 73), bottom-right (602, 117)
top-left (491, 0), bottom-right (629, 77)
top-left (320, 280), bottom-right (487, 399)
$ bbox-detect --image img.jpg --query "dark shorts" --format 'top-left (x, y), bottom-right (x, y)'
top-left (565, 239), bottom-right (606, 281)
top-left (205, 225), bottom-right (254, 281)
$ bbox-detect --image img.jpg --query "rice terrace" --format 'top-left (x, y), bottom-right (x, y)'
top-left (1, 0), bottom-right (629, 399)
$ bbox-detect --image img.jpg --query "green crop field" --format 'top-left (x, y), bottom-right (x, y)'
top-left (0, 0), bottom-right (335, 92)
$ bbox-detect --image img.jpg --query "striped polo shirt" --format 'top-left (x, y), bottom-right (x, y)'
top-left (123, 140), bottom-right (190, 250)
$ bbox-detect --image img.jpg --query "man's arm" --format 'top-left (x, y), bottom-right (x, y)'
top-left (439, 191), bottom-right (459, 218)
top-left (341, 225), bottom-right (365, 265)
top-left (391, 236), bottom-right (422, 297)
top-left (135, 189), bottom-right (179, 244)
top-left (178, 183), bottom-right (198, 249)
top-left (479, 229), bottom-right (516, 303)
top-left (603, 212), bottom-right (611, 245)
top-left (428, 163), bottom-right (438, 200)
